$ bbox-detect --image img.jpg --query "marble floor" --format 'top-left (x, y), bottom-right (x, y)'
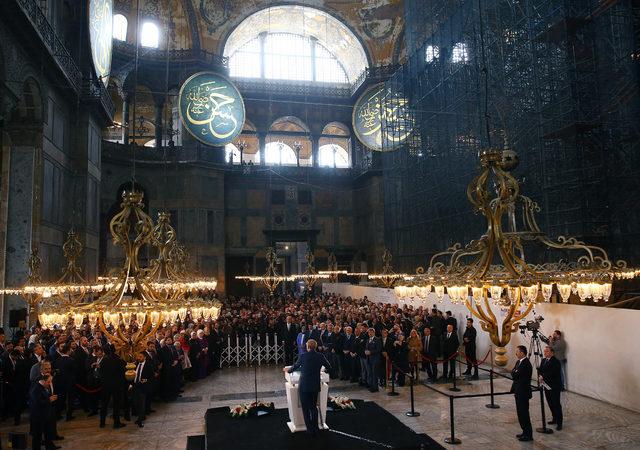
top-left (2, 366), bottom-right (639, 450)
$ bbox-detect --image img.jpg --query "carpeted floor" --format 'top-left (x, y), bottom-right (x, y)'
top-left (201, 400), bottom-right (444, 450)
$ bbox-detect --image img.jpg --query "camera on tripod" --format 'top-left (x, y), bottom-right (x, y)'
top-left (519, 314), bottom-right (544, 335)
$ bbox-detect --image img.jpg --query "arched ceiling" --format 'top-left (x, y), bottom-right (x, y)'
top-left (113, 0), bottom-right (404, 66)
top-left (223, 5), bottom-right (368, 81)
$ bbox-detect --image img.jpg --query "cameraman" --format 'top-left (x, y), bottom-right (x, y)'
top-left (541, 330), bottom-right (566, 389)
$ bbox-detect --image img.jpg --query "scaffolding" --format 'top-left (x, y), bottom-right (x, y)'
top-left (382, 0), bottom-right (640, 272)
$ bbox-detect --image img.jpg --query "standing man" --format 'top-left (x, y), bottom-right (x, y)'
top-left (132, 351), bottom-right (154, 428)
top-left (421, 327), bottom-right (439, 382)
top-left (341, 326), bottom-right (354, 381)
top-left (284, 339), bottom-right (331, 435)
top-left (296, 322), bottom-right (308, 360)
top-left (538, 346), bottom-right (563, 430)
top-left (281, 315), bottom-right (298, 366)
top-left (462, 318), bottom-right (479, 379)
top-left (29, 361), bottom-right (59, 450)
top-left (364, 328), bottom-right (381, 392)
top-left (99, 349), bottom-right (127, 429)
top-left (441, 324), bottom-right (460, 380)
top-left (511, 345), bottom-right (533, 442)
top-left (542, 330), bottom-right (566, 389)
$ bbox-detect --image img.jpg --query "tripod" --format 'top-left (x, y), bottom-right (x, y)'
top-left (527, 329), bottom-right (554, 435)
top-left (527, 330), bottom-right (545, 370)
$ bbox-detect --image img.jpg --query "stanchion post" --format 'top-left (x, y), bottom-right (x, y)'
top-left (388, 361), bottom-right (399, 397)
top-left (449, 353), bottom-right (461, 392)
top-left (444, 396), bottom-right (461, 445)
top-left (405, 372), bottom-right (420, 417)
top-left (485, 369), bottom-right (500, 408)
top-left (536, 387), bottom-right (553, 434)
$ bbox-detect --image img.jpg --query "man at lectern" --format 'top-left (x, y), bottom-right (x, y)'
top-left (283, 339), bottom-right (332, 435)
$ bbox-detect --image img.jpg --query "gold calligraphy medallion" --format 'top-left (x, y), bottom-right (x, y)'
top-left (88, 0), bottom-right (113, 85)
top-left (352, 83), bottom-right (414, 151)
top-left (178, 72), bottom-right (245, 147)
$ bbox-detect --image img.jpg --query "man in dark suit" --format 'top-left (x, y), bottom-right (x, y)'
top-left (441, 324), bottom-right (460, 380)
top-left (53, 343), bottom-right (76, 420)
top-left (29, 367), bottom-right (60, 450)
top-left (281, 315), bottom-right (298, 365)
top-left (341, 326), bottom-right (354, 381)
top-left (99, 348), bottom-right (126, 429)
top-left (421, 327), bottom-right (439, 382)
top-left (285, 339), bottom-right (331, 435)
top-left (296, 323), bottom-right (308, 360)
top-left (132, 351), bottom-right (154, 428)
top-left (538, 346), bottom-right (563, 430)
top-left (511, 345), bottom-right (533, 441)
top-left (364, 328), bottom-right (382, 392)
top-left (444, 311), bottom-right (457, 330)
top-left (462, 318), bottom-right (479, 379)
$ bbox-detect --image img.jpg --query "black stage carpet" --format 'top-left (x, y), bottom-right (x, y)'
top-left (203, 400), bottom-right (444, 450)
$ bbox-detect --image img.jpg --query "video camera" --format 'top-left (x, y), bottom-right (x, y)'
top-left (518, 313), bottom-right (544, 335)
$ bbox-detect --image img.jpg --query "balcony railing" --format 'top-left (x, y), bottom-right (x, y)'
top-left (113, 41), bottom-right (229, 68)
top-left (15, 0), bottom-right (82, 91)
top-left (82, 78), bottom-right (116, 119)
top-left (233, 78), bottom-right (352, 98)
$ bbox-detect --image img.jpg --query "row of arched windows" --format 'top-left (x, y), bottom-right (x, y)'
top-left (112, 14), bottom-right (159, 48)
top-left (225, 143), bottom-right (350, 168)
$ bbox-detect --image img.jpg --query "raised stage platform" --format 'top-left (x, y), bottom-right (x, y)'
top-left (186, 399), bottom-right (444, 450)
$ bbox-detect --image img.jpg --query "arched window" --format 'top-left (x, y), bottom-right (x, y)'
top-left (113, 14), bottom-right (127, 41)
top-left (452, 43), bottom-right (469, 63)
top-left (225, 143), bottom-right (241, 164)
top-left (265, 142), bottom-right (297, 165)
top-left (224, 6), bottom-right (368, 84)
top-left (318, 144), bottom-right (349, 168)
top-left (425, 45), bottom-right (439, 63)
top-left (141, 22), bottom-right (159, 48)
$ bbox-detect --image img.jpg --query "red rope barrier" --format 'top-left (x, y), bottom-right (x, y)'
top-left (74, 383), bottom-right (103, 394)
top-left (460, 349), bottom-right (492, 365)
top-left (420, 351), bottom-right (459, 364)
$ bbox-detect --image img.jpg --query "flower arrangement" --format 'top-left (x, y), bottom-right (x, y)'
top-left (229, 401), bottom-right (275, 418)
top-left (328, 396), bottom-right (356, 410)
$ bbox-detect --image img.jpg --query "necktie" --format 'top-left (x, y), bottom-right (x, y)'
top-left (426, 336), bottom-right (429, 348)
top-left (447, 333), bottom-right (451, 339)
top-left (135, 363), bottom-right (143, 383)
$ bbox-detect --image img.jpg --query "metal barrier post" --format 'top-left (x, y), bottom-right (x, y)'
top-left (405, 372), bottom-right (420, 417)
top-left (536, 387), bottom-right (553, 434)
top-left (444, 396), bottom-right (462, 444)
top-left (449, 354), bottom-right (460, 392)
top-left (485, 369), bottom-right (500, 409)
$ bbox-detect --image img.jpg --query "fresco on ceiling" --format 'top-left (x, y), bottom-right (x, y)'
top-left (198, 0), bottom-right (404, 66)
top-left (113, 0), bottom-right (404, 66)
top-left (200, 0), bottom-right (232, 34)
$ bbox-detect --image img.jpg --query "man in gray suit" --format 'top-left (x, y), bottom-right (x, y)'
top-left (542, 330), bottom-right (566, 389)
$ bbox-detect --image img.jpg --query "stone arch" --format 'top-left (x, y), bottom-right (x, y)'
top-left (12, 77), bottom-right (43, 124)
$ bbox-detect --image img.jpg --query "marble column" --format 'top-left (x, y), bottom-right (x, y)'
top-left (3, 142), bottom-right (36, 329)
top-left (122, 94), bottom-right (130, 144)
top-left (311, 135), bottom-right (320, 168)
top-left (154, 99), bottom-right (164, 149)
top-left (258, 132), bottom-right (266, 166)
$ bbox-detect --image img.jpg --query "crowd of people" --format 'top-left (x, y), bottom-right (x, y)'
top-left (216, 294), bottom-right (481, 390)
top-left (0, 317), bottom-right (226, 450)
top-left (0, 292), bottom-right (566, 448)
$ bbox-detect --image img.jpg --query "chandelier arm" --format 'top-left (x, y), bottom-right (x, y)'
top-left (464, 298), bottom-right (492, 325)
top-left (429, 244), bottom-right (462, 269)
top-left (482, 293), bottom-right (497, 324)
top-left (98, 315), bottom-right (126, 347)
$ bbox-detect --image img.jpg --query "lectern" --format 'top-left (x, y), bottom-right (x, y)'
top-left (284, 368), bottom-right (330, 432)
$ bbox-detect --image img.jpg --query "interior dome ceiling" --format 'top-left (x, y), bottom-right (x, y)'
top-left (222, 5), bottom-right (369, 81)
top-left (113, 1), bottom-right (404, 68)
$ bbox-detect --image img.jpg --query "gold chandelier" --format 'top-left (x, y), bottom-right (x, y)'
top-left (395, 149), bottom-right (638, 365)
top-left (368, 248), bottom-right (411, 288)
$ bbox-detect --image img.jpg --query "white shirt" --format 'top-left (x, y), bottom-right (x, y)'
top-left (135, 361), bottom-right (145, 383)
